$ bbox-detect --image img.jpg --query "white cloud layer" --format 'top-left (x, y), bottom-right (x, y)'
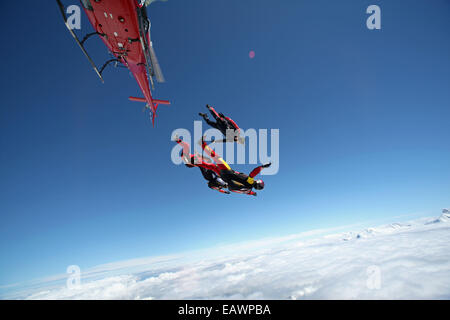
top-left (2, 213), bottom-right (450, 299)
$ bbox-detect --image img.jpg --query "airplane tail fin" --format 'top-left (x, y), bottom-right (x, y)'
top-left (128, 97), bottom-right (170, 105)
top-left (128, 96), bottom-right (170, 127)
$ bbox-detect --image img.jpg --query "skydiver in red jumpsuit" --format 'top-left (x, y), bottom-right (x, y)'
top-left (176, 137), bottom-right (230, 194)
top-left (199, 105), bottom-right (245, 144)
top-left (200, 138), bottom-right (271, 196)
top-left (175, 137), bottom-right (270, 196)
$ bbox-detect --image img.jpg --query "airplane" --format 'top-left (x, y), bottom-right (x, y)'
top-left (56, 0), bottom-right (170, 126)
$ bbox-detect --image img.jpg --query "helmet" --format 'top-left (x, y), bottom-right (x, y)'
top-left (254, 179), bottom-right (265, 190)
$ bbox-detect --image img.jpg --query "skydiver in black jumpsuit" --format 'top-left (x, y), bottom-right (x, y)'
top-left (199, 105), bottom-right (245, 144)
top-left (199, 167), bottom-right (230, 194)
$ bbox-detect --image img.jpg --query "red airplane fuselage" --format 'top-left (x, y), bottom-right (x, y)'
top-left (80, 0), bottom-right (169, 125)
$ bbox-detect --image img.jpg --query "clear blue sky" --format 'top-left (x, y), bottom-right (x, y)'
top-left (0, 0), bottom-right (449, 286)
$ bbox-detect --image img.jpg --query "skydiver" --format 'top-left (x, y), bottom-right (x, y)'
top-left (199, 137), bottom-right (271, 196)
top-left (199, 105), bottom-right (245, 144)
top-left (199, 166), bottom-right (230, 194)
top-left (175, 137), bottom-right (230, 194)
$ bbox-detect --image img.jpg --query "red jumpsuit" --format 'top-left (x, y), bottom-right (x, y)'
top-left (176, 138), bottom-right (265, 196)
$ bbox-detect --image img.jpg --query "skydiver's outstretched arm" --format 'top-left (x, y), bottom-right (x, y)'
top-left (199, 167), bottom-right (215, 181)
top-left (205, 118), bottom-right (219, 129)
top-left (249, 163), bottom-right (272, 178)
top-left (209, 186), bottom-right (230, 194)
top-left (228, 188), bottom-right (257, 196)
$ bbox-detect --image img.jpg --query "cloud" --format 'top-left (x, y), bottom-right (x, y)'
top-left (2, 213), bottom-right (450, 299)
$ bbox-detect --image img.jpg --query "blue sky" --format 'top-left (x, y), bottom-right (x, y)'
top-left (0, 0), bottom-right (449, 286)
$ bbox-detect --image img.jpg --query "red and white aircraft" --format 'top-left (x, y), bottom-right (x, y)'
top-left (57, 0), bottom-right (170, 126)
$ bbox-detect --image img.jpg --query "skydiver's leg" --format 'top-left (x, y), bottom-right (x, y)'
top-left (175, 138), bottom-right (223, 174)
top-left (195, 152), bottom-right (212, 164)
top-left (205, 118), bottom-right (220, 130)
top-left (199, 113), bottom-right (220, 130)
top-left (208, 181), bottom-right (230, 194)
top-left (201, 140), bottom-right (232, 172)
top-left (207, 105), bottom-right (222, 121)
top-left (175, 139), bottom-right (201, 166)
top-left (200, 167), bottom-right (214, 182)
top-left (176, 139), bottom-right (191, 159)
top-left (226, 183), bottom-right (255, 196)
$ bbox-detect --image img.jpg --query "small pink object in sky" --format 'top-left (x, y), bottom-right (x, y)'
top-left (249, 50), bottom-right (255, 59)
